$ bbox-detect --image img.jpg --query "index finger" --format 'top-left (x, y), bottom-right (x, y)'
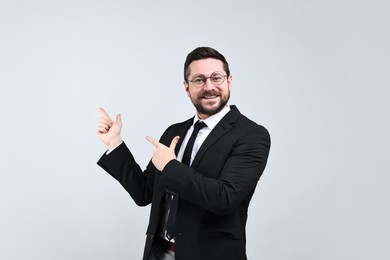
top-left (146, 136), bottom-right (160, 147)
top-left (99, 107), bottom-right (114, 123)
top-left (99, 107), bottom-right (110, 117)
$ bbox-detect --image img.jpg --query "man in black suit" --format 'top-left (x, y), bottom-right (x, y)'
top-left (97, 47), bottom-right (270, 260)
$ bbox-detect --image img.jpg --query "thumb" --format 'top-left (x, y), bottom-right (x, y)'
top-left (169, 136), bottom-right (180, 151)
top-left (116, 114), bottom-right (122, 127)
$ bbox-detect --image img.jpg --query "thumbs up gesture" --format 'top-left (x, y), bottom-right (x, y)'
top-left (97, 107), bottom-right (123, 150)
top-left (146, 136), bottom-right (180, 171)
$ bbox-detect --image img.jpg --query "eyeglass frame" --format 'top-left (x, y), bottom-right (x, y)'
top-left (188, 71), bottom-right (227, 88)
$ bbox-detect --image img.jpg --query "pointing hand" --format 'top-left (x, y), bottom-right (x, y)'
top-left (146, 136), bottom-right (180, 171)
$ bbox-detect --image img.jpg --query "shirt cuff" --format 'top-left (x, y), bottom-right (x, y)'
top-left (106, 141), bottom-right (123, 155)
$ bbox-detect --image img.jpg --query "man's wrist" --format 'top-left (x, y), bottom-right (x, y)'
top-left (107, 138), bottom-right (123, 151)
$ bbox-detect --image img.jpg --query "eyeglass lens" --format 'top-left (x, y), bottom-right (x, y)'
top-left (191, 72), bottom-right (225, 87)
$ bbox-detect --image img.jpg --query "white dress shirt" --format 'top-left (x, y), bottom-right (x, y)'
top-left (176, 105), bottom-right (231, 166)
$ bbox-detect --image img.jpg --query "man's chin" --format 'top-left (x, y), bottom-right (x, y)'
top-left (197, 103), bottom-right (224, 116)
top-left (192, 95), bottom-right (229, 117)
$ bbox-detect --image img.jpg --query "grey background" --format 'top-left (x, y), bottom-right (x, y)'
top-left (1, 0), bottom-right (389, 259)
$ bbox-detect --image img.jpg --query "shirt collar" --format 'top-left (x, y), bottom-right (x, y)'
top-left (193, 105), bottom-right (231, 131)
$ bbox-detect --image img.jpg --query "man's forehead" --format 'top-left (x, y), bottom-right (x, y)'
top-left (189, 58), bottom-right (224, 74)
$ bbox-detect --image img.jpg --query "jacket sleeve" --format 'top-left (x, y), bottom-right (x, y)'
top-left (158, 124), bottom-right (271, 216)
top-left (97, 142), bottom-right (156, 206)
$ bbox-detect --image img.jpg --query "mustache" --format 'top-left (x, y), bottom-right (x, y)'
top-left (200, 90), bottom-right (220, 96)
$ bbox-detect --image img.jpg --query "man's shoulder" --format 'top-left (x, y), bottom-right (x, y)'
top-left (158, 117), bottom-right (193, 143)
top-left (166, 117), bottom-right (193, 131)
top-left (237, 113), bottom-right (264, 128)
top-left (225, 106), bottom-right (267, 128)
top-left (230, 107), bottom-right (270, 139)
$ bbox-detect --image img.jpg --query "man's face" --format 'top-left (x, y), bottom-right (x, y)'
top-left (184, 58), bottom-right (232, 119)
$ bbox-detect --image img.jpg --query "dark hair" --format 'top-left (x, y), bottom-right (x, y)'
top-left (184, 47), bottom-right (230, 83)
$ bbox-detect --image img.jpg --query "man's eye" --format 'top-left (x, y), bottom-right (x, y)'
top-left (194, 78), bottom-right (204, 83)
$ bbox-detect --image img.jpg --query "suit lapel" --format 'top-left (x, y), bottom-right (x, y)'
top-left (191, 106), bottom-right (241, 168)
top-left (174, 117), bottom-right (194, 155)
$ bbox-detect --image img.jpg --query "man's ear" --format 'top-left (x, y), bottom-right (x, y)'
top-left (227, 75), bottom-right (233, 91)
top-left (184, 81), bottom-right (190, 97)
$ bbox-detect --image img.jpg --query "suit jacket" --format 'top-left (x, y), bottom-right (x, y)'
top-left (97, 105), bottom-right (271, 260)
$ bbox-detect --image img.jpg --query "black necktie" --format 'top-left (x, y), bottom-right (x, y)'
top-left (181, 121), bottom-right (207, 166)
top-left (165, 120), bottom-right (207, 240)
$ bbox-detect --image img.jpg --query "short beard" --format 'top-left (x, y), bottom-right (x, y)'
top-left (192, 90), bottom-right (230, 117)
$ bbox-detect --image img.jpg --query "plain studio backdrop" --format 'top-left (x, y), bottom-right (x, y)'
top-left (0, 0), bottom-right (389, 259)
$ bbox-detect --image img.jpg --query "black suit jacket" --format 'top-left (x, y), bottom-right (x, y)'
top-left (97, 106), bottom-right (271, 260)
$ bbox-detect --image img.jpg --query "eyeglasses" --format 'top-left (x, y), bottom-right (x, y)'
top-left (189, 71), bottom-right (227, 88)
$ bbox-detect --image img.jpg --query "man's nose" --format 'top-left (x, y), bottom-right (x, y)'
top-left (203, 78), bottom-right (215, 90)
